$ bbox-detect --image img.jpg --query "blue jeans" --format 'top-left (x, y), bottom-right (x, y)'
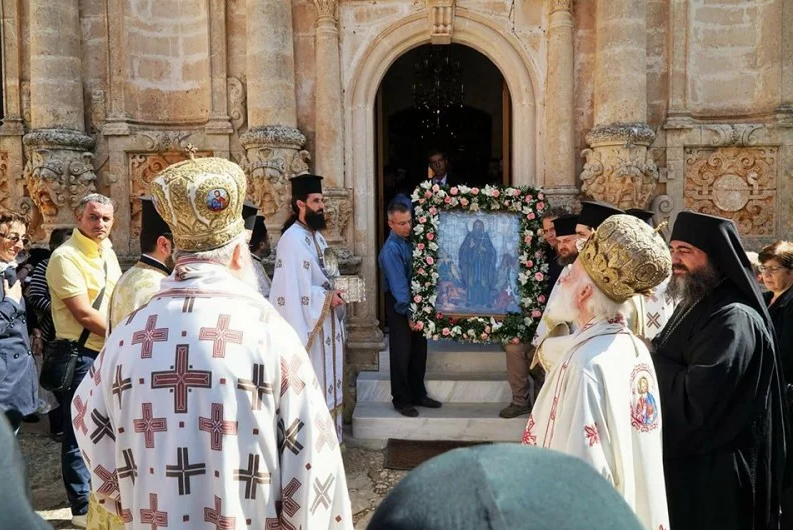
top-left (59, 350), bottom-right (97, 516)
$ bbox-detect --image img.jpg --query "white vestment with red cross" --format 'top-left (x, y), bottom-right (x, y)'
top-left (72, 259), bottom-right (352, 530)
top-left (524, 317), bottom-right (670, 530)
top-left (627, 276), bottom-right (676, 342)
top-left (270, 223), bottom-right (344, 441)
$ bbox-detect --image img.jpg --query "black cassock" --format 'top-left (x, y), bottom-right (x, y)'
top-left (653, 282), bottom-right (785, 530)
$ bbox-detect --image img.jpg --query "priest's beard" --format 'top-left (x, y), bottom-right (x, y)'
top-left (667, 262), bottom-right (723, 308)
top-left (231, 249), bottom-right (260, 292)
top-left (164, 253), bottom-right (175, 271)
top-left (305, 207), bottom-right (327, 231)
top-left (545, 276), bottom-right (580, 324)
top-left (557, 252), bottom-right (578, 267)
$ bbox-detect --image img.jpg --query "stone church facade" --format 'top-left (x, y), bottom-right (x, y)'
top-left (1, 0), bottom-right (791, 412)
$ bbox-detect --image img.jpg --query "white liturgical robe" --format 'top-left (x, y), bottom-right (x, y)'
top-left (270, 222), bottom-right (344, 440)
top-left (72, 259), bottom-right (352, 530)
top-left (627, 277), bottom-right (675, 342)
top-left (524, 317), bottom-right (670, 530)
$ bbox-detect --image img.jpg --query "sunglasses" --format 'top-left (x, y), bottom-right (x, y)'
top-left (0, 233), bottom-right (30, 247)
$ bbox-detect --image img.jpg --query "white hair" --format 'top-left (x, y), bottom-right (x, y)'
top-left (582, 274), bottom-right (630, 321)
top-left (174, 233), bottom-right (247, 264)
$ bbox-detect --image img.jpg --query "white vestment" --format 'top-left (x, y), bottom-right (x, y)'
top-left (627, 276), bottom-right (675, 341)
top-left (524, 318), bottom-right (670, 530)
top-left (532, 265), bottom-right (573, 348)
top-left (251, 254), bottom-right (271, 298)
top-left (270, 223), bottom-right (344, 440)
top-left (73, 260), bottom-right (352, 530)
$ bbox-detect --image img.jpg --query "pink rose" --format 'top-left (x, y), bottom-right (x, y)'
top-left (471, 187), bottom-right (480, 195)
top-left (460, 198), bottom-right (469, 207)
top-left (427, 232), bottom-right (434, 241)
top-left (532, 310), bottom-right (542, 318)
top-left (418, 268), bottom-right (426, 275)
top-left (414, 321), bottom-right (424, 331)
top-left (426, 256), bottom-right (435, 265)
top-left (413, 295), bottom-right (422, 303)
top-left (425, 191), bottom-right (433, 198)
top-left (535, 272), bottom-right (544, 281)
top-left (492, 189), bottom-right (501, 198)
top-left (481, 333), bottom-right (489, 340)
top-left (537, 201), bottom-right (545, 211)
top-left (432, 334), bottom-right (439, 340)
top-left (436, 312), bottom-right (444, 319)
top-left (485, 326), bottom-right (492, 333)
top-left (442, 328), bottom-right (451, 336)
top-left (538, 294), bottom-right (546, 303)
top-left (528, 213), bottom-right (536, 220)
top-left (417, 243), bottom-right (425, 250)
top-left (511, 337), bottom-right (520, 344)
top-left (419, 216), bottom-right (427, 224)
top-left (432, 184), bottom-right (440, 193)
top-left (419, 198), bottom-right (426, 204)
top-left (444, 196), bottom-right (452, 204)
top-left (526, 260), bottom-right (534, 267)
top-left (513, 189), bottom-right (522, 197)
top-left (429, 207), bottom-right (438, 215)
top-left (450, 187), bottom-right (459, 195)
top-left (538, 193), bottom-right (545, 200)
top-left (524, 236), bottom-right (532, 244)
top-left (535, 251), bottom-right (544, 258)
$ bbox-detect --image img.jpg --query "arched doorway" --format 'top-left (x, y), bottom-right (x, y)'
top-left (375, 43), bottom-right (511, 324)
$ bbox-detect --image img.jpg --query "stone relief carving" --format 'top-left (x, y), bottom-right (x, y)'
top-left (240, 126), bottom-right (307, 217)
top-left (684, 147), bottom-right (776, 236)
top-left (139, 131), bottom-right (192, 152)
top-left (323, 187), bottom-right (353, 245)
top-left (22, 129), bottom-right (97, 230)
top-left (427, 0), bottom-right (455, 45)
top-left (550, 0), bottom-right (572, 13)
top-left (315, 0), bottom-right (338, 19)
top-left (703, 124), bottom-right (765, 147)
top-left (21, 81), bottom-right (31, 125)
top-left (227, 77), bottom-right (246, 133)
top-left (128, 150), bottom-right (212, 238)
top-left (89, 89), bottom-right (107, 133)
top-left (0, 152), bottom-right (9, 212)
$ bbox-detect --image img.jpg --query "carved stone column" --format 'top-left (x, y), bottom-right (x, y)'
top-left (544, 0), bottom-right (578, 207)
top-left (24, 0), bottom-right (96, 232)
top-left (581, 0), bottom-right (658, 209)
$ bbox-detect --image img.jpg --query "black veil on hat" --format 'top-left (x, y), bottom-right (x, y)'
top-left (626, 208), bottom-right (655, 227)
top-left (553, 214), bottom-right (579, 237)
top-left (290, 174), bottom-right (324, 197)
top-left (251, 216), bottom-right (267, 241)
top-left (578, 201), bottom-right (624, 229)
top-left (242, 202), bottom-right (258, 231)
top-left (139, 196), bottom-right (171, 239)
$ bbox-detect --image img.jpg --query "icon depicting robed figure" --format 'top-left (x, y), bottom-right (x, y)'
top-left (458, 220), bottom-right (497, 307)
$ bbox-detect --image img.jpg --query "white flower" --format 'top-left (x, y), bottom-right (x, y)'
top-left (423, 306), bottom-right (432, 313)
top-left (427, 321), bottom-right (436, 333)
top-left (524, 317), bottom-right (533, 325)
top-left (411, 280), bottom-right (422, 291)
top-left (431, 272), bottom-right (439, 280)
top-left (414, 224), bottom-right (425, 234)
top-left (429, 242), bottom-right (439, 251)
top-left (429, 294), bottom-right (437, 305)
top-left (452, 326), bottom-right (462, 336)
top-left (518, 272), bottom-right (529, 284)
top-left (467, 329), bottom-right (476, 336)
top-left (470, 202), bottom-right (480, 212)
top-left (413, 249), bottom-right (422, 258)
top-left (521, 296), bottom-right (533, 306)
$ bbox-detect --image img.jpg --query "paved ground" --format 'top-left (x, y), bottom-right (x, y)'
top-left (19, 420), bottom-right (403, 529)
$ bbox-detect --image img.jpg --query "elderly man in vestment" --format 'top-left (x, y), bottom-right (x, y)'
top-left (242, 202), bottom-right (271, 298)
top-left (73, 157), bottom-right (352, 530)
top-left (458, 219), bottom-right (496, 307)
top-left (523, 214), bottom-right (671, 530)
top-left (652, 211), bottom-right (787, 530)
top-left (270, 174), bottom-right (346, 440)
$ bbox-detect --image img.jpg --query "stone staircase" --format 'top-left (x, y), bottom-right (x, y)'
top-left (351, 340), bottom-right (527, 446)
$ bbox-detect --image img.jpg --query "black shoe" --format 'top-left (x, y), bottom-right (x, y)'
top-left (51, 432), bottom-right (63, 443)
top-left (396, 406), bottom-right (419, 417)
top-left (415, 397), bottom-right (442, 409)
top-left (22, 413), bottom-right (40, 423)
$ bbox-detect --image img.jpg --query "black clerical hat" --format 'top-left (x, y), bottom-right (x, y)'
top-left (553, 214), bottom-right (579, 237)
top-left (626, 208), bottom-right (655, 226)
top-left (578, 201), bottom-right (624, 229)
top-left (139, 196), bottom-right (170, 239)
top-left (251, 215), bottom-right (267, 241)
top-left (242, 202), bottom-right (258, 231)
top-left (290, 174), bottom-right (323, 197)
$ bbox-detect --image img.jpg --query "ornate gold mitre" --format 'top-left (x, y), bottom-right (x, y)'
top-left (149, 157), bottom-right (247, 251)
top-left (579, 214), bottom-right (672, 303)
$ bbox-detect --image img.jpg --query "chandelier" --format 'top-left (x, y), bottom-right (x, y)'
top-left (412, 46), bottom-right (464, 137)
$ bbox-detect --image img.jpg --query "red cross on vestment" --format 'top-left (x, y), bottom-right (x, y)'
top-left (112, 365), bottom-right (133, 408)
top-left (151, 345), bottom-right (212, 414)
top-left (281, 478), bottom-right (302, 517)
top-left (132, 314), bottom-right (169, 359)
top-left (204, 495), bottom-right (236, 530)
top-left (90, 409), bottom-right (115, 444)
top-left (198, 403), bottom-right (238, 451)
top-left (140, 493), bottom-right (168, 530)
top-left (125, 302), bottom-right (150, 325)
top-left (118, 448), bottom-right (138, 484)
top-left (133, 403), bottom-right (168, 448)
top-left (646, 312), bottom-right (661, 329)
top-left (199, 314), bottom-right (243, 358)
top-left (72, 395), bottom-right (89, 435)
top-left (94, 465), bottom-right (120, 497)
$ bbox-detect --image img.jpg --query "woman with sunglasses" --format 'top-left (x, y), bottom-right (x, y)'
top-left (0, 212), bottom-right (36, 434)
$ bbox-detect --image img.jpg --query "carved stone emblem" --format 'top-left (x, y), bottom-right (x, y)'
top-left (227, 78), bottom-right (246, 133)
top-left (426, 0), bottom-right (455, 45)
top-left (684, 147), bottom-right (776, 236)
top-left (0, 152), bottom-right (9, 213)
top-left (322, 187), bottom-right (353, 246)
top-left (22, 129), bottom-right (97, 232)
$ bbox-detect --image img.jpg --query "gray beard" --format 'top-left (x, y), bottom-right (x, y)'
top-left (557, 253), bottom-right (578, 266)
top-left (667, 263), bottom-right (723, 308)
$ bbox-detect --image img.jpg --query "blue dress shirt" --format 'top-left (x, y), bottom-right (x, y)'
top-left (379, 231), bottom-right (413, 318)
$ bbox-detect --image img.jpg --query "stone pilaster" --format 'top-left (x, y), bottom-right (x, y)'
top-left (25, 0), bottom-right (95, 234)
top-left (544, 0), bottom-right (578, 208)
top-left (582, 0), bottom-right (658, 209)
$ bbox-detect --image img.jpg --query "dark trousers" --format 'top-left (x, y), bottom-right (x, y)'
top-left (4, 409), bottom-right (23, 434)
top-left (48, 392), bottom-right (64, 435)
top-left (386, 292), bottom-right (428, 408)
top-left (59, 349), bottom-right (97, 516)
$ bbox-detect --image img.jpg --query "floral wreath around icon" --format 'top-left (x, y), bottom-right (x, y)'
top-left (409, 180), bottom-right (549, 344)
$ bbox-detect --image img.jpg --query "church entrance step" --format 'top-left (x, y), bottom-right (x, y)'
top-left (351, 402), bottom-right (526, 443)
top-left (356, 371), bottom-right (511, 404)
top-left (377, 340), bottom-right (506, 373)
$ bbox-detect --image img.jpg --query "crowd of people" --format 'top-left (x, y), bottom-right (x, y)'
top-left (0, 148), bottom-right (792, 530)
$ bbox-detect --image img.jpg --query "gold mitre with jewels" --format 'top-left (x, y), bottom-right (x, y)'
top-left (149, 156), bottom-right (247, 251)
top-left (579, 214), bottom-right (671, 303)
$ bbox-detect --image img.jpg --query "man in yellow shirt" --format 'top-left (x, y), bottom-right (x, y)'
top-left (46, 193), bottom-right (121, 528)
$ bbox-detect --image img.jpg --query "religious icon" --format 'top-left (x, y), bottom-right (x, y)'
top-left (206, 188), bottom-right (230, 212)
top-left (630, 366), bottom-right (660, 432)
top-left (435, 211), bottom-right (521, 316)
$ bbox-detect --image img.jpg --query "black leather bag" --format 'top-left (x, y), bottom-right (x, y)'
top-left (39, 261), bottom-right (107, 393)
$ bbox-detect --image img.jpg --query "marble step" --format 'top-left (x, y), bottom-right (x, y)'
top-left (378, 340), bottom-right (506, 373)
top-left (356, 371), bottom-right (511, 404)
top-left (352, 402), bottom-right (527, 443)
